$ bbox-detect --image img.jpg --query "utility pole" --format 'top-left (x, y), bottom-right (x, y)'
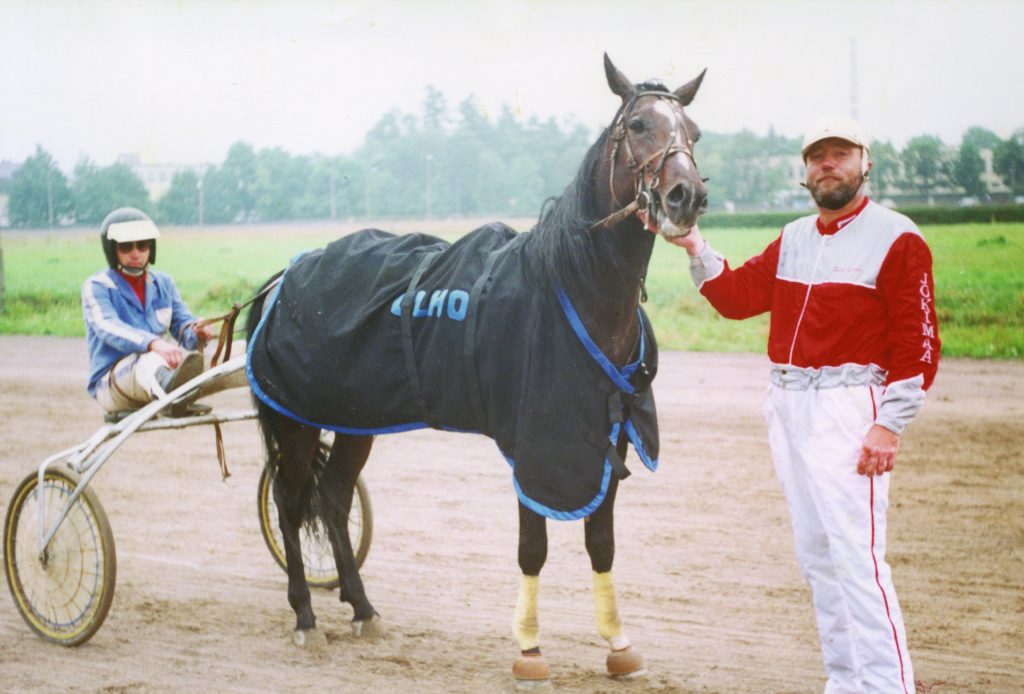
top-left (850, 38), bottom-right (859, 121)
top-left (364, 168), bottom-right (372, 220)
top-left (197, 175), bottom-right (204, 228)
top-left (46, 168), bottom-right (54, 227)
top-left (425, 154), bottom-right (434, 219)
top-left (329, 170), bottom-right (337, 220)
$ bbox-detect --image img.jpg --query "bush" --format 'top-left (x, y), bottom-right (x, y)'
top-left (700, 210), bottom-right (802, 229)
top-left (888, 204), bottom-right (1024, 225)
top-left (699, 204), bottom-right (1024, 229)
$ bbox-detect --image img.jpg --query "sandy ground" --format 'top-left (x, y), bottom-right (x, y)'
top-left (0, 336), bottom-right (1021, 693)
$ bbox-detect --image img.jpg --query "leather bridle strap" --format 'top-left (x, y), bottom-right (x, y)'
top-left (590, 91), bottom-right (698, 231)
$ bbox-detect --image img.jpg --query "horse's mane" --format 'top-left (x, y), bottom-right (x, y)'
top-left (525, 127), bottom-right (625, 297)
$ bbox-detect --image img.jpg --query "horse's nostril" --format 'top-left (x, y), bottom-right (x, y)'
top-left (666, 184), bottom-right (687, 207)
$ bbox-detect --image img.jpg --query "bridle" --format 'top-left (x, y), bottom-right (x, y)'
top-left (590, 90), bottom-right (702, 231)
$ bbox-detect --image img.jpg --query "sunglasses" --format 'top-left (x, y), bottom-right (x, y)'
top-left (117, 240), bottom-right (152, 252)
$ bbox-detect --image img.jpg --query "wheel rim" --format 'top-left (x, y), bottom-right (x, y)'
top-left (264, 483), bottom-right (364, 585)
top-left (6, 473), bottom-right (111, 642)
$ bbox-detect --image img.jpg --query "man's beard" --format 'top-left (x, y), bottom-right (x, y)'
top-left (807, 174), bottom-right (864, 210)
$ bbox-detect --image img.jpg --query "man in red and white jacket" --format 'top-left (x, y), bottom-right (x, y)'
top-left (672, 115), bottom-right (938, 693)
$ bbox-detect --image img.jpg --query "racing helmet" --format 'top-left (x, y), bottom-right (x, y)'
top-left (801, 114), bottom-right (872, 176)
top-left (100, 207), bottom-right (160, 269)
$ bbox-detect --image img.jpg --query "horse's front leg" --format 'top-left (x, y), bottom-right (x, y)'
top-left (513, 502), bottom-right (551, 684)
top-left (584, 477), bottom-right (646, 678)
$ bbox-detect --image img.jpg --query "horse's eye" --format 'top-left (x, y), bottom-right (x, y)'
top-left (627, 118), bottom-right (645, 134)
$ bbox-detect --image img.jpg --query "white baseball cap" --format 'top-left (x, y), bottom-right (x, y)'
top-left (802, 114), bottom-right (871, 176)
top-left (801, 114), bottom-right (871, 158)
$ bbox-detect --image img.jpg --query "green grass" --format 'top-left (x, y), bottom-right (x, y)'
top-left (1, 220), bottom-right (1022, 358)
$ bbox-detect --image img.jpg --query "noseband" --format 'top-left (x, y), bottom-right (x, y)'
top-left (590, 91), bottom-right (701, 231)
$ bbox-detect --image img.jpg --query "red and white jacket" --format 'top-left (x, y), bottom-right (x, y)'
top-left (689, 197), bottom-right (940, 434)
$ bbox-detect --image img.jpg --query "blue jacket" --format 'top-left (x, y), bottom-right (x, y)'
top-left (81, 268), bottom-right (200, 396)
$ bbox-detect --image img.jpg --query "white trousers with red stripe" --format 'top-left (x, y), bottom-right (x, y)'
top-left (764, 383), bottom-right (914, 694)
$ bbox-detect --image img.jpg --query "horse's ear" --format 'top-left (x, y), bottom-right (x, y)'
top-left (604, 53), bottom-right (636, 101)
top-left (673, 68), bottom-right (707, 106)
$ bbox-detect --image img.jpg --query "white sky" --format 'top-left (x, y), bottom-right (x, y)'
top-left (2, 0), bottom-right (1023, 170)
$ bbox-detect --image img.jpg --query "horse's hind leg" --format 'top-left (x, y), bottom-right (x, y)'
top-left (512, 502), bottom-right (551, 684)
top-left (319, 433), bottom-right (382, 637)
top-left (584, 477), bottom-right (646, 678)
top-left (271, 415), bottom-right (322, 644)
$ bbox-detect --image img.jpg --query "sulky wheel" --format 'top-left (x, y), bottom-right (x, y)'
top-left (4, 467), bottom-right (117, 646)
top-left (257, 440), bottom-right (372, 589)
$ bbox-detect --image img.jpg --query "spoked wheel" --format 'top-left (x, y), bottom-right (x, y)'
top-left (257, 440), bottom-right (372, 590)
top-left (4, 467), bottom-right (117, 646)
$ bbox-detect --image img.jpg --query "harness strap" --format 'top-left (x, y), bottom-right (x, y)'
top-left (213, 421), bottom-right (231, 480)
top-left (195, 277), bottom-right (282, 366)
top-left (463, 248), bottom-right (504, 433)
top-left (400, 251), bottom-right (441, 427)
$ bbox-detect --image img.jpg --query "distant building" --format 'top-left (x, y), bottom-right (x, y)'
top-left (980, 148), bottom-right (1010, 196)
top-left (0, 159), bottom-right (19, 227)
top-left (117, 154), bottom-right (208, 200)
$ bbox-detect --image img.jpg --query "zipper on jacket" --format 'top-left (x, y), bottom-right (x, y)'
top-left (786, 234), bottom-right (827, 365)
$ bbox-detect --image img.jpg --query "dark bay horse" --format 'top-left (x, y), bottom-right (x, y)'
top-left (244, 54), bottom-right (708, 682)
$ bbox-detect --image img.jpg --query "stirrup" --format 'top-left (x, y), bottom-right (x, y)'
top-left (103, 410), bottom-right (136, 424)
top-left (169, 401), bottom-right (213, 418)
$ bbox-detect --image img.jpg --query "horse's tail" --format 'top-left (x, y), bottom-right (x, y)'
top-left (245, 270), bottom-right (285, 470)
top-left (245, 272), bottom-right (329, 529)
top-left (243, 271), bottom-right (283, 352)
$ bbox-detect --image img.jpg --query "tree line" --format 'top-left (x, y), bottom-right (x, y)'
top-left (5, 87), bottom-right (1024, 228)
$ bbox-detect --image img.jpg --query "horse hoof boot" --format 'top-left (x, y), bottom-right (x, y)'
top-left (293, 627), bottom-right (327, 650)
top-left (351, 615), bottom-right (385, 638)
top-left (606, 645), bottom-right (647, 678)
top-left (513, 652), bottom-right (551, 688)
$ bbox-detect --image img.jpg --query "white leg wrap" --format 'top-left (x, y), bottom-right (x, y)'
top-left (593, 571), bottom-right (630, 649)
top-left (513, 574), bottom-right (541, 651)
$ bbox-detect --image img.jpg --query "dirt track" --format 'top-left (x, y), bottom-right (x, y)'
top-left (1, 336), bottom-right (1021, 693)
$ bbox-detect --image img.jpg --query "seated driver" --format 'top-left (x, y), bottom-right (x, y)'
top-left (81, 207), bottom-right (216, 416)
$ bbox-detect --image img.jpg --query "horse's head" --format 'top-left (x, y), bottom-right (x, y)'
top-left (599, 54), bottom-right (708, 239)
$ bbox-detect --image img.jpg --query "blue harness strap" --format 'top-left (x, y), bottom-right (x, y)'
top-left (555, 286), bottom-right (645, 393)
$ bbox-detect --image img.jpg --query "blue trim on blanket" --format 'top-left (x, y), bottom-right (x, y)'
top-left (503, 451), bottom-right (613, 521)
top-left (625, 419), bottom-right (658, 471)
top-left (555, 286), bottom-right (645, 393)
top-left (608, 421), bottom-right (621, 446)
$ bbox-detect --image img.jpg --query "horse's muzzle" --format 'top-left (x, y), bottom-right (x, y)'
top-left (663, 180), bottom-right (708, 230)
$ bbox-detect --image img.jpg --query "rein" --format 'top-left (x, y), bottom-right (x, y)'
top-left (195, 277), bottom-right (282, 366)
top-left (590, 90), bottom-right (699, 232)
top-left (191, 278), bottom-right (281, 481)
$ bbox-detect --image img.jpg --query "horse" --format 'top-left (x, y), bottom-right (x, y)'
top-left (244, 53), bottom-right (708, 683)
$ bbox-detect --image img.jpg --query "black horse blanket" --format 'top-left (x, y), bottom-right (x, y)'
top-left (247, 223), bottom-right (659, 519)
